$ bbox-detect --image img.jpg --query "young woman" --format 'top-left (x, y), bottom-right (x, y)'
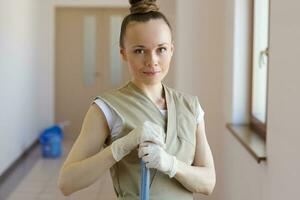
top-left (58, 0), bottom-right (216, 199)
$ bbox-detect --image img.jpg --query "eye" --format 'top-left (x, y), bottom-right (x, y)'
top-left (134, 49), bottom-right (145, 54)
top-left (158, 47), bottom-right (167, 54)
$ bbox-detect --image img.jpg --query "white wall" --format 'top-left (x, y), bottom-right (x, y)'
top-left (0, 0), bottom-right (54, 175)
top-left (265, 0), bottom-right (300, 198)
top-left (219, 0), bottom-right (300, 200)
top-left (219, 1), bottom-right (268, 200)
top-left (176, 0), bottom-right (300, 200)
top-left (176, 1), bottom-right (225, 199)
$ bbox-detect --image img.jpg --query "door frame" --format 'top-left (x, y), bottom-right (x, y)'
top-left (50, 1), bottom-right (128, 124)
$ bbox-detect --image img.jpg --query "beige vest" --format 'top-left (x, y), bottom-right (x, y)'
top-left (95, 81), bottom-right (199, 200)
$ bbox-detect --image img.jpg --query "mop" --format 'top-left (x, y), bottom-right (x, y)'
top-left (140, 160), bottom-right (150, 200)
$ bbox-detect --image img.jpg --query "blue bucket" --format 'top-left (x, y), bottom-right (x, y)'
top-left (39, 125), bottom-right (63, 158)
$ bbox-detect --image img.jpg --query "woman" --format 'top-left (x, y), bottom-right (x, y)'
top-left (58, 0), bottom-right (216, 199)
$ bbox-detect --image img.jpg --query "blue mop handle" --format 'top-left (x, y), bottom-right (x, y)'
top-left (140, 160), bottom-right (150, 200)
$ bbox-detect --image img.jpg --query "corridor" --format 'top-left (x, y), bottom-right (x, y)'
top-left (1, 0), bottom-right (300, 200)
top-left (0, 140), bottom-right (116, 200)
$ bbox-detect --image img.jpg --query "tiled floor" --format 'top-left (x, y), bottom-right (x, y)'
top-left (0, 139), bottom-right (116, 200)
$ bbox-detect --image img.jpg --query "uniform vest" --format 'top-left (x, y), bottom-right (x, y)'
top-left (94, 81), bottom-right (199, 200)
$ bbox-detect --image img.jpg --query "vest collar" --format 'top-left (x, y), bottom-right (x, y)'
top-left (127, 81), bottom-right (176, 146)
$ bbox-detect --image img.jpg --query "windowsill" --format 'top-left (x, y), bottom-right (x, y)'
top-left (226, 123), bottom-right (267, 163)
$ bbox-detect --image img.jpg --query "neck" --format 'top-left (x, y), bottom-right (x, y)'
top-left (131, 80), bottom-right (164, 102)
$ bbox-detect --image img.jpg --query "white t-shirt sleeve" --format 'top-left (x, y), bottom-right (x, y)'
top-left (94, 99), bottom-right (113, 130)
top-left (93, 98), bottom-right (123, 138)
top-left (196, 101), bottom-right (205, 124)
top-left (94, 98), bottom-right (204, 137)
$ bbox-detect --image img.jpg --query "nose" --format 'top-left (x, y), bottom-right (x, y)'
top-left (145, 52), bottom-right (158, 67)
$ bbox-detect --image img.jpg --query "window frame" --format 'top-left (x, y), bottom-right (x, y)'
top-left (249, 0), bottom-right (271, 140)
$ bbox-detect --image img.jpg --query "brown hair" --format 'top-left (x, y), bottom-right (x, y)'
top-left (119, 0), bottom-right (172, 48)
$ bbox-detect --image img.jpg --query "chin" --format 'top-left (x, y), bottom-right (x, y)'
top-left (136, 78), bottom-right (163, 86)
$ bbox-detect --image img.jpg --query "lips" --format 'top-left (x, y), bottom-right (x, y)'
top-left (143, 71), bottom-right (160, 73)
top-left (143, 71), bottom-right (160, 75)
top-left (143, 69), bottom-right (161, 73)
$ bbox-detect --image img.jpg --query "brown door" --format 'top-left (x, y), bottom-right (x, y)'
top-left (55, 7), bottom-right (129, 139)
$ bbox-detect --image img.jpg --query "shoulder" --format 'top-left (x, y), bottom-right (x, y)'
top-left (94, 90), bottom-right (118, 101)
top-left (164, 84), bottom-right (198, 105)
top-left (93, 83), bottom-right (130, 102)
top-left (164, 84), bottom-right (200, 117)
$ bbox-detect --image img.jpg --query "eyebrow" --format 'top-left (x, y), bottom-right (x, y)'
top-left (131, 43), bottom-right (169, 48)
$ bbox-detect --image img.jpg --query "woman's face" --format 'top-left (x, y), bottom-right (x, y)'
top-left (120, 19), bottom-right (174, 86)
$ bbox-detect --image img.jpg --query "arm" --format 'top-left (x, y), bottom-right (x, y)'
top-left (58, 103), bottom-right (166, 196)
top-left (58, 103), bottom-right (116, 196)
top-left (139, 119), bottom-right (216, 195)
top-left (174, 119), bottom-right (216, 195)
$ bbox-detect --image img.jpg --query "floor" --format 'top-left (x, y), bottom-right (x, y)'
top-left (0, 139), bottom-right (116, 200)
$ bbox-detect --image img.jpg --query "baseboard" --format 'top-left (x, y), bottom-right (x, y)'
top-left (0, 139), bottom-right (39, 183)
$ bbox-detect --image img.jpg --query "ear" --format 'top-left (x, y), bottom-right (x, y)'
top-left (170, 43), bottom-right (174, 56)
top-left (120, 48), bottom-right (128, 61)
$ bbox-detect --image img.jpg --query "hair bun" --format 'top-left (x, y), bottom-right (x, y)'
top-left (129, 0), bottom-right (159, 14)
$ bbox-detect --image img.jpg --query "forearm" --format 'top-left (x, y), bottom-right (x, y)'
top-left (58, 145), bottom-right (116, 196)
top-left (174, 159), bottom-right (216, 195)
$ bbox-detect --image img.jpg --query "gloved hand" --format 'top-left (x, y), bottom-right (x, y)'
top-left (138, 142), bottom-right (177, 178)
top-left (111, 121), bottom-right (165, 162)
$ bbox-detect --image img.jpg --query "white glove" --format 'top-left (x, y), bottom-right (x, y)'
top-left (138, 142), bottom-right (177, 178)
top-left (111, 121), bottom-right (165, 162)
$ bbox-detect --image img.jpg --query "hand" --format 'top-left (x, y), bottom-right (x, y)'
top-left (138, 142), bottom-right (177, 178)
top-left (111, 121), bottom-right (165, 162)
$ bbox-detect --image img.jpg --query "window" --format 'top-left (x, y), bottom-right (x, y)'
top-left (226, 0), bottom-right (269, 162)
top-left (250, 0), bottom-right (270, 139)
